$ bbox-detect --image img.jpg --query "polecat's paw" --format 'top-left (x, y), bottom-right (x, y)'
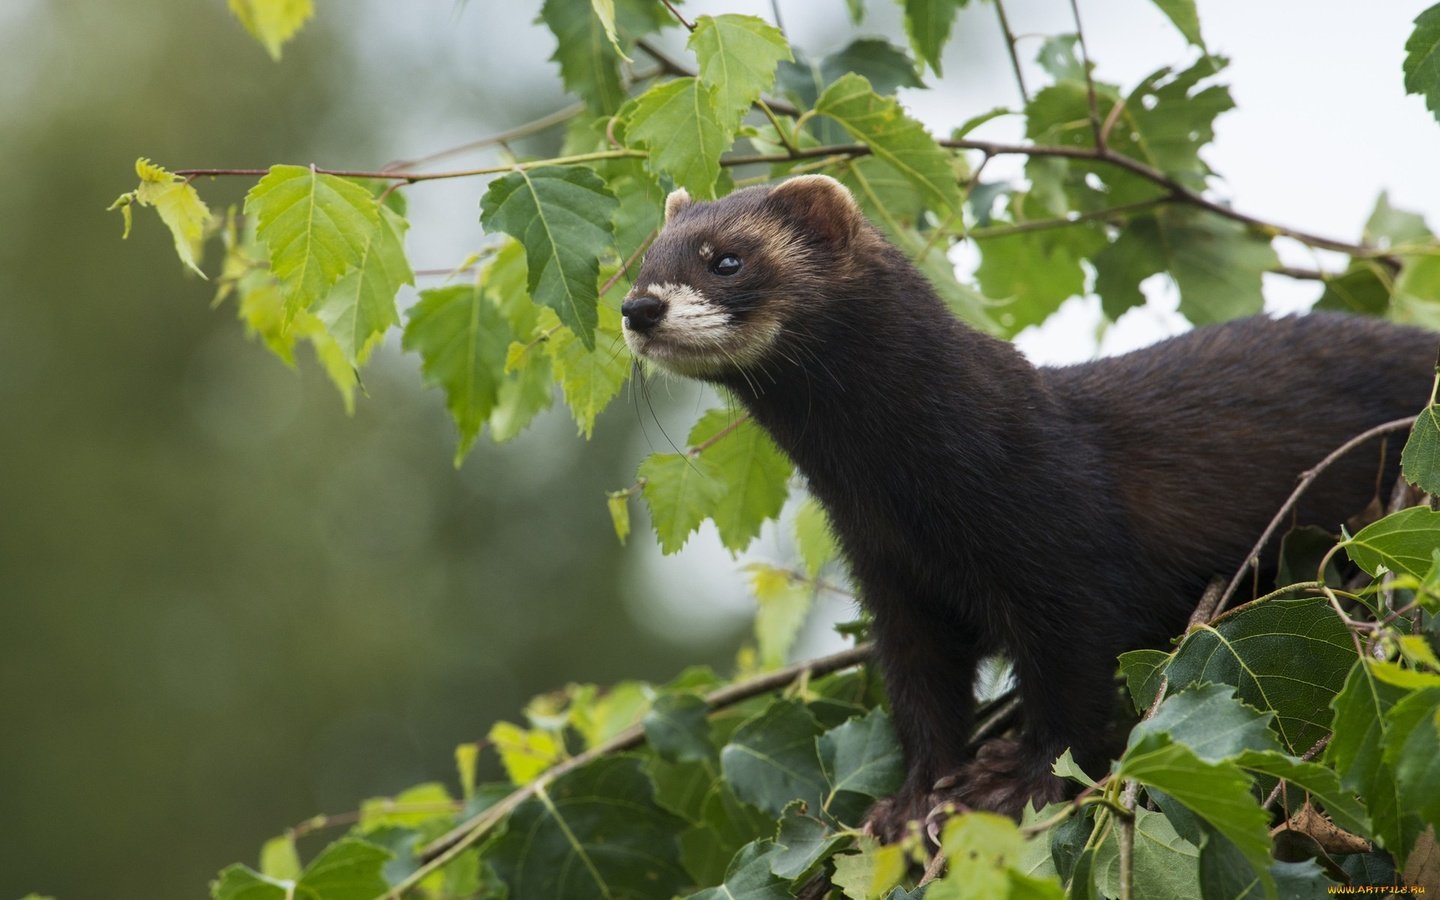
top-left (861, 786), bottom-right (943, 845)
top-left (954, 738), bottom-right (1069, 819)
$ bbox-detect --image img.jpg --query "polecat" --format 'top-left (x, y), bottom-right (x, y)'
top-left (620, 174), bottom-right (1435, 838)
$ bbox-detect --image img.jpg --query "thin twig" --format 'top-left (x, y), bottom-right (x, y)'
top-left (1067, 0), bottom-right (1104, 150)
top-left (1214, 417), bottom-right (1418, 614)
top-left (383, 103), bottom-right (585, 172)
top-left (967, 196), bottom-right (1171, 241)
top-left (659, 0), bottom-right (694, 31)
top-left (993, 0), bottom-right (1030, 105)
top-left (403, 643), bottom-right (873, 893)
top-left (175, 149), bottom-right (645, 184)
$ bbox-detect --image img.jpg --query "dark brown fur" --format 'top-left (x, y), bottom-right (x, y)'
top-left (623, 177), bottom-right (1436, 838)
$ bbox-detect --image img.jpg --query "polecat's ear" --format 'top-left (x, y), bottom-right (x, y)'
top-left (766, 175), bottom-right (863, 247)
top-left (664, 188), bottom-right (693, 224)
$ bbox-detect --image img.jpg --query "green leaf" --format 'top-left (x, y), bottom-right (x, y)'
top-left (244, 165), bottom-right (382, 315)
top-left (682, 840), bottom-right (791, 900)
top-left (935, 812), bottom-right (1066, 899)
top-left (1365, 190), bottom-right (1434, 248)
top-left (720, 699), bottom-right (829, 818)
top-left (640, 452), bottom-right (722, 554)
top-left (480, 165), bottom-right (618, 350)
top-left (590, 0), bottom-right (630, 61)
top-left (1404, 405), bottom-right (1440, 495)
top-left (898, 0), bottom-right (968, 76)
top-left (488, 720), bottom-right (565, 784)
top-left (794, 496), bottom-right (839, 579)
top-left (547, 304), bottom-right (630, 437)
top-left (541, 0), bottom-right (626, 114)
top-left (227, 0), bottom-right (313, 60)
top-left (627, 78), bottom-right (731, 200)
top-left (831, 840), bottom-right (907, 900)
top-left (1093, 209), bottom-right (1278, 326)
top-left (110, 158), bottom-right (212, 276)
top-left (1325, 662), bottom-right (1424, 862)
top-left (402, 284), bottom-right (510, 465)
top-left (815, 73), bottom-right (961, 214)
top-left (606, 491), bottom-right (632, 544)
top-left (1092, 808), bottom-right (1200, 900)
top-left (359, 782), bottom-right (455, 831)
top-left (747, 564), bottom-right (813, 669)
top-left (689, 14), bottom-right (792, 127)
top-left (1344, 506), bottom-right (1440, 579)
top-left (1314, 262), bottom-right (1393, 316)
top-left (1118, 648), bottom-right (1170, 714)
top-left (1162, 597), bottom-right (1354, 755)
top-left (258, 834), bottom-right (301, 881)
top-left (770, 808), bottom-right (848, 881)
top-left (1128, 684), bottom-right (1282, 763)
top-left (1149, 0), bottom-right (1204, 48)
top-left (487, 756), bottom-right (690, 900)
top-left (1116, 736), bottom-right (1272, 886)
top-left (312, 206), bottom-right (411, 366)
top-left (976, 217), bottom-right (1104, 335)
top-left (1381, 687), bottom-right (1440, 827)
top-left (777, 40), bottom-right (922, 144)
top-left (644, 693), bottom-right (714, 763)
top-left (691, 411), bottom-right (792, 553)
top-left (817, 708), bottom-right (904, 815)
top-left (211, 865), bottom-right (286, 899)
top-left (1232, 749), bottom-right (1369, 836)
top-left (1404, 4), bottom-right (1440, 124)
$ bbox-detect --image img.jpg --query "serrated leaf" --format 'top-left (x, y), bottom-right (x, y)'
top-left (720, 699), bottom-right (829, 818)
top-left (487, 755), bottom-right (690, 900)
top-left (1365, 191), bottom-right (1434, 248)
top-left (111, 158), bottom-right (212, 276)
top-left (748, 564), bottom-right (813, 670)
top-left (1231, 749), bottom-right (1369, 836)
top-left (300, 839), bottom-right (392, 900)
top-left (290, 310), bottom-right (361, 413)
top-left (402, 284), bottom-right (510, 465)
top-left (1405, 5), bottom-right (1440, 124)
top-left (1345, 506), bottom-right (1440, 579)
top-left (313, 206), bottom-right (411, 366)
top-left (815, 74), bottom-right (961, 214)
top-left (682, 840), bottom-right (791, 900)
top-left (1161, 597), bottom-right (1354, 756)
top-left (1404, 406), bottom-right (1440, 495)
top-left (211, 864), bottom-right (287, 900)
top-left (794, 496), bottom-right (839, 579)
top-left (1326, 662), bottom-right (1425, 863)
top-left (689, 14), bottom-right (792, 128)
top-left (1128, 683), bottom-right (1282, 764)
top-left (488, 720), bottom-right (565, 785)
top-left (480, 165), bottom-right (618, 349)
top-left (627, 78), bottom-right (731, 200)
top-left (817, 708), bottom-right (904, 815)
top-left (548, 304), bottom-right (630, 436)
top-left (1092, 808), bottom-right (1200, 900)
top-left (244, 165), bottom-right (382, 316)
top-left (1094, 209), bottom-right (1278, 326)
top-left (1116, 736), bottom-right (1272, 886)
top-left (1382, 688), bottom-right (1440, 826)
top-left (770, 808), bottom-right (848, 881)
top-left (691, 411), bottom-right (792, 553)
top-left (640, 452), bottom-right (722, 554)
top-left (1118, 648), bottom-right (1170, 714)
top-left (359, 782), bottom-right (454, 831)
top-left (831, 840), bottom-right (906, 900)
top-left (1150, 0), bottom-right (1204, 48)
top-left (590, 0), bottom-right (630, 61)
top-left (898, 0), bottom-right (967, 76)
top-left (228, 0), bottom-right (313, 60)
top-left (541, 0), bottom-right (627, 114)
top-left (936, 812), bottom-right (1066, 899)
top-left (976, 218), bottom-right (1104, 336)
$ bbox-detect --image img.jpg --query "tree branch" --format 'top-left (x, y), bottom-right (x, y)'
top-left (1214, 416), bottom-right (1418, 615)
top-left (175, 149), bottom-right (645, 184)
top-left (398, 643), bottom-right (874, 896)
top-left (993, 0), bottom-right (1030, 105)
top-left (1067, 0), bottom-right (1105, 150)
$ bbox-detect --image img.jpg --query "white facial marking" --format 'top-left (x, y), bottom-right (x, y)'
top-left (698, 242), bottom-right (714, 260)
top-left (623, 280), bottom-right (782, 378)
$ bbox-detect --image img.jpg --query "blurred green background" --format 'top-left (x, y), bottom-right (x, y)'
top-left (3, 1), bottom-right (1437, 896)
top-left (0, 3), bottom-right (753, 896)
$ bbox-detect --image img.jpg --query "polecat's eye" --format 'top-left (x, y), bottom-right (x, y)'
top-left (711, 254), bottom-right (742, 276)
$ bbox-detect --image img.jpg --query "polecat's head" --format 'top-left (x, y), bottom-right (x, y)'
top-left (622, 174), bottom-right (869, 379)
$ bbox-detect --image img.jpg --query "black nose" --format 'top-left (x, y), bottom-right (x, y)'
top-left (621, 295), bottom-right (666, 332)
